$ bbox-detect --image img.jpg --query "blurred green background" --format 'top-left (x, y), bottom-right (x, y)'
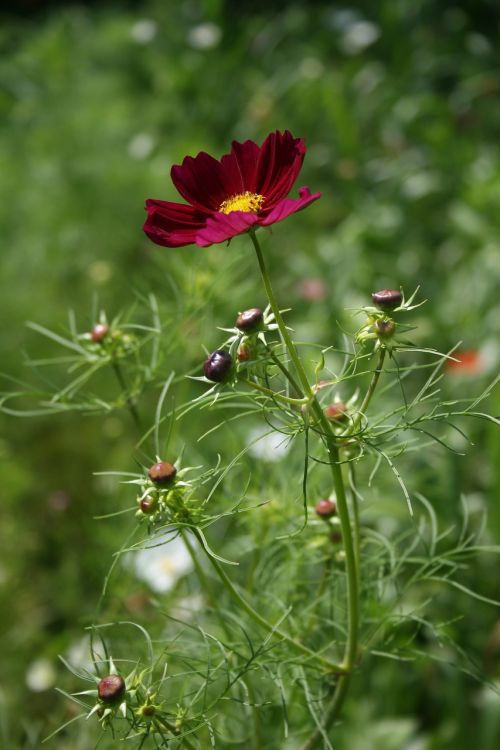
top-left (0, 0), bottom-right (499, 748)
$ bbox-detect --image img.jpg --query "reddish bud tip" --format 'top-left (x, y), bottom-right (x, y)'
top-left (91, 324), bottom-right (109, 343)
top-left (235, 308), bottom-right (263, 332)
top-left (148, 461), bottom-right (177, 485)
top-left (375, 319), bottom-right (396, 337)
top-left (372, 289), bottom-right (402, 310)
top-left (315, 499), bottom-right (337, 519)
top-left (237, 344), bottom-right (252, 362)
top-left (140, 497), bottom-right (157, 514)
top-left (98, 674), bottom-right (126, 703)
top-left (324, 402), bottom-right (348, 422)
top-left (203, 350), bottom-right (232, 382)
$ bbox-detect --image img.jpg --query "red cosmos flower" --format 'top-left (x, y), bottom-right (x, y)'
top-left (143, 130), bottom-right (321, 248)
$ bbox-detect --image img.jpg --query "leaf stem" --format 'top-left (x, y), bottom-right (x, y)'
top-left (111, 359), bottom-right (142, 431)
top-left (191, 528), bottom-right (346, 674)
top-left (345, 348), bottom-right (386, 437)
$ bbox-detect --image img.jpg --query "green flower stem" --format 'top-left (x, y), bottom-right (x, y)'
top-left (344, 347), bottom-right (386, 437)
top-left (250, 230), bottom-right (360, 739)
top-left (182, 530), bottom-right (263, 747)
top-left (161, 719), bottom-right (197, 750)
top-left (192, 528), bottom-right (346, 675)
top-left (240, 377), bottom-right (307, 406)
top-left (264, 343), bottom-right (304, 397)
top-left (111, 358), bottom-right (142, 431)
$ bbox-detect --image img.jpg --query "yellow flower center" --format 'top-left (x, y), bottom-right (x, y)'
top-left (219, 191), bottom-right (265, 214)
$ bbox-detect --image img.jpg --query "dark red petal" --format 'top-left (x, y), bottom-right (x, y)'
top-left (255, 130), bottom-right (307, 207)
top-left (195, 211), bottom-right (260, 247)
top-left (171, 152), bottom-right (231, 211)
top-left (143, 199), bottom-right (207, 248)
top-left (257, 187), bottom-right (321, 226)
top-left (220, 138), bottom-right (261, 193)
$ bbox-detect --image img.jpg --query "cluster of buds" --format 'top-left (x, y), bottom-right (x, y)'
top-left (355, 289), bottom-right (402, 347)
top-left (136, 460), bottom-right (195, 527)
top-left (81, 315), bottom-right (138, 359)
top-left (77, 656), bottom-right (169, 733)
top-left (200, 305), bottom-right (278, 388)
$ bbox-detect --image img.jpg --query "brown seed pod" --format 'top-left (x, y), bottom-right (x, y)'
top-left (148, 461), bottom-right (177, 485)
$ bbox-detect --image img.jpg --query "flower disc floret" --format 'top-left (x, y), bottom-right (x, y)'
top-left (143, 130), bottom-right (321, 248)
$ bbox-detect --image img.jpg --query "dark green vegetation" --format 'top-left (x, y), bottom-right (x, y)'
top-left (0, 1), bottom-right (499, 748)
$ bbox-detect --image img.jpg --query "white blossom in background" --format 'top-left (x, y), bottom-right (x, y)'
top-left (187, 23), bottom-right (222, 50)
top-left (130, 534), bottom-right (194, 594)
top-left (340, 21), bottom-right (380, 55)
top-left (246, 426), bottom-right (291, 462)
top-left (130, 19), bottom-right (158, 44)
top-left (128, 133), bottom-right (155, 160)
top-left (26, 658), bottom-right (56, 692)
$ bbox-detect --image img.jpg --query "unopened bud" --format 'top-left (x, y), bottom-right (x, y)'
top-left (372, 289), bottom-right (402, 310)
top-left (91, 324), bottom-right (109, 343)
top-left (148, 461), bottom-right (177, 485)
top-left (324, 402), bottom-right (348, 422)
top-left (203, 350), bottom-right (232, 382)
top-left (140, 496), bottom-right (157, 514)
top-left (315, 499), bottom-right (337, 519)
top-left (237, 344), bottom-right (252, 362)
top-left (235, 308), bottom-right (263, 332)
top-left (98, 674), bottom-right (125, 703)
top-left (375, 319), bottom-right (395, 338)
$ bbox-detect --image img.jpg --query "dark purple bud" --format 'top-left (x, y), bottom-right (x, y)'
top-left (148, 461), bottom-right (177, 485)
top-left (315, 499), bottom-right (337, 519)
top-left (203, 350), bottom-right (232, 382)
top-left (98, 674), bottom-right (126, 703)
top-left (235, 308), bottom-right (263, 332)
top-left (324, 402), bottom-right (348, 422)
top-left (91, 323), bottom-right (109, 343)
top-left (375, 319), bottom-right (396, 337)
top-left (372, 289), bottom-right (402, 310)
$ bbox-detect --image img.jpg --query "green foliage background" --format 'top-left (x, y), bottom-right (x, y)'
top-left (0, 0), bottom-right (499, 747)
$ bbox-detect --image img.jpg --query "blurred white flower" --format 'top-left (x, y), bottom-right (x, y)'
top-left (26, 658), bottom-right (56, 692)
top-left (246, 427), bottom-right (291, 462)
top-left (65, 635), bottom-right (106, 671)
top-left (87, 260), bottom-right (112, 284)
top-left (188, 22), bottom-right (222, 50)
top-left (131, 534), bottom-right (194, 593)
top-left (340, 21), bottom-right (380, 55)
top-left (299, 57), bottom-right (324, 80)
top-left (130, 19), bottom-right (157, 44)
top-left (128, 133), bottom-right (155, 160)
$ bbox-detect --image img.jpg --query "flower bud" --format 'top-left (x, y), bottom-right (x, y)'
top-left (140, 496), bottom-right (157, 514)
top-left (315, 499), bottom-right (337, 519)
top-left (91, 323), bottom-right (109, 343)
top-left (235, 308), bottom-right (263, 332)
top-left (324, 402), bottom-right (348, 422)
top-left (375, 319), bottom-right (395, 338)
top-left (98, 674), bottom-right (125, 703)
top-left (237, 344), bottom-right (252, 362)
top-left (372, 289), bottom-right (402, 310)
top-left (203, 350), bottom-right (232, 382)
top-left (148, 461), bottom-right (177, 485)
